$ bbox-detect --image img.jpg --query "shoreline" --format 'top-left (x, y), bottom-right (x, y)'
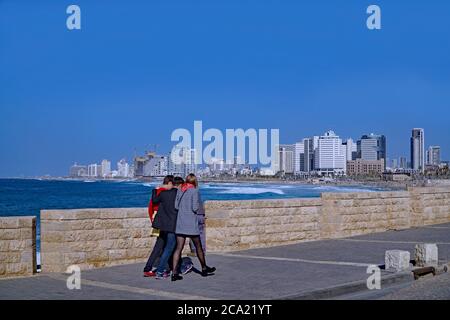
top-left (2, 176), bottom-right (449, 191)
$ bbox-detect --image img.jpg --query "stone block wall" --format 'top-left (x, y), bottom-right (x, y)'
top-left (40, 208), bottom-right (155, 272)
top-left (204, 187), bottom-right (450, 250)
top-left (0, 216), bottom-right (36, 278)
top-left (204, 198), bottom-right (322, 251)
top-left (409, 187), bottom-right (450, 226)
top-left (37, 186), bottom-right (450, 272)
top-left (320, 190), bottom-right (412, 239)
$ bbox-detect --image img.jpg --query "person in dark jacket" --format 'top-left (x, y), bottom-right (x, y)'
top-left (151, 177), bottom-right (182, 279)
top-left (143, 175), bottom-right (173, 277)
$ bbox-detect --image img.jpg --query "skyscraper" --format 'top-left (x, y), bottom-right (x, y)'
top-left (294, 141), bottom-right (304, 173)
top-left (278, 144), bottom-right (294, 174)
top-left (184, 148), bottom-right (198, 176)
top-left (168, 146), bottom-right (198, 176)
top-left (101, 159), bottom-right (111, 178)
top-left (410, 128), bottom-right (425, 172)
top-left (427, 146), bottom-right (441, 166)
top-left (314, 131), bottom-right (346, 176)
top-left (399, 157), bottom-right (407, 170)
top-left (343, 138), bottom-right (357, 162)
top-left (357, 134), bottom-right (386, 169)
top-left (88, 164), bottom-right (100, 177)
top-left (391, 158), bottom-right (398, 169)
top-left (303, 136), bottom-right (319, 173)
top-left (117, 159), bottom-right (130, 177)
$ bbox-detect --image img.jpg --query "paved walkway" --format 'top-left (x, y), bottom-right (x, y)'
top-left (379, 272), bottom-right (450, 300)
top-left (1, 223), bottom-right (449, 300)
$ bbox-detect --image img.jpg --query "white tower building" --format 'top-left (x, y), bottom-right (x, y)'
top-left (314, 131), bottom-right (346, 176)
top-left (101, 159), bottom-right (111, 178)
top-left (411, 128), bottom-right (425, 172)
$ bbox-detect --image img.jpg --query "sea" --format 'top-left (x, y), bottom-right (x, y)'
top-left (0, 178), bottom-right (389, 264)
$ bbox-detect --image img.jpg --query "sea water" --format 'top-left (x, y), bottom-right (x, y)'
top-left (0, 178), bottom-right (388, 264)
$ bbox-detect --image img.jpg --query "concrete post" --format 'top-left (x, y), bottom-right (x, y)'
top-left (385, 250), bottom-right (411, 272)
top-left (415, 243), bottom-right (438, 267)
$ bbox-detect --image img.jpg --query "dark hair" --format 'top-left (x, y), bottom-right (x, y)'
top-left (163, 175), bottom-right (174, 185)
top-left (173, 176), bottom-right (184, 186)
top-left (185, 173), bottom-right (198, 188)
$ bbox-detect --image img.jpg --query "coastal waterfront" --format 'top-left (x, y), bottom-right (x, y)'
top-left (0, 178), bottom-right (390, 249)
top-left (0, 178), bottom-right (391, 219)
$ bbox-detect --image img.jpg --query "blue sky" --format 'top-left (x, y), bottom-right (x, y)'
top-left (1, 0), bottom-right (449, 176)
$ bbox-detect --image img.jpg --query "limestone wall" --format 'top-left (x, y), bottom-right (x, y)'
top-left (38, 187), bottom-right (450, 273)
top-left (204, 198), bottom-right (322, 251)
top-left (40, 208), bottom-right (155, 272)
top-left (319, 190), bottom-right (412, 239)
top-left (205, 187), bottom-right (450, 250)
top-left (0, 216), bottom-right (36, 278)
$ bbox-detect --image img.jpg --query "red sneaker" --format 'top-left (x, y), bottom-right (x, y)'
top-left (143, 271), bottom-right (157, 277)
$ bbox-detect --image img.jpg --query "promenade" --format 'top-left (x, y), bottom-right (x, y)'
top-left (1, 222), bottom-right (449, 300)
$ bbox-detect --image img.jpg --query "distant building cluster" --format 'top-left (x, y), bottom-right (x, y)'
top-left (276, 131), bottom-right (385, 177)
top-left (276, 128), bottom-right (445, 178)
top-left (68, 128), bottom-right (446, 179)
top-left (69, 159), bottom-right (133, 178)
top-left (132, 147), bottom-right (254, 178)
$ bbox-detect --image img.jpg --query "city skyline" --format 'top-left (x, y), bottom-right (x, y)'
top-left (4, 126), bottom-right (448, 178)
top-left (1, 1), bottom-right (450, 177)
top-left (66, 127), bottom-right (445, 179)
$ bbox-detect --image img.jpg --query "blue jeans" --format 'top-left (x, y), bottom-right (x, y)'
top-left (156, 232), bottom-right (176, 274)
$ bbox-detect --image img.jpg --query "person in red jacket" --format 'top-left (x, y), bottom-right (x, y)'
top-left (143, 175), bottom-right (174, 277)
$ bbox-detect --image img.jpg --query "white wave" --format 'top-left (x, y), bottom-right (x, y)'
top-left (311, 186), bottom-right (376, 193)
top-left (142, 183), bottom-right (158, 188)
top-left (218, 187), bottom-right (285, 195)
top-left (269, 184), bottom-right (296, 189)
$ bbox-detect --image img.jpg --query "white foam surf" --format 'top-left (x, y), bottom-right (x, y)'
top-left (218, 187), bottom-right (285, 195)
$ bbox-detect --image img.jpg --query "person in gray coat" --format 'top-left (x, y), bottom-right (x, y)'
top-left (171, 174), bottom-right (216, 281)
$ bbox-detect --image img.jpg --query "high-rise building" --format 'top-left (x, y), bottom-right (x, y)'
top-left (168, 146), bottom-right (197, 176)
top-left (184, 148), bottom-right (198, 176)
top-left (303, 136), bottom-right (319, 173)
top-left (314, 131), bottom-right (346, 176)
top-left (357, 134), bottom-right (386, 169)
top-left (294, 141), bottom-right (305, 173)
top-left (168, 147), bottom-right (183, 176)
top-left (117, 159), bottom-right (130, 177)
top-left (391, 158), bottom-right (398, 169)
top-left (410, 128), bottom-right (425, 172)
top-left (343, 138), bottom-right (357, 162)
top-left (69, 163), bottom-right (87, 177)
top-left (129, 165), bottom-right (135, 178)
top-left (399, 157), bottom-right (407, 169)
top-left (101, 159), bottom-right (111, 178)
top-left (88, 164), bottom-right (100, 177)
top-left (427, 146), bottom-right (441, 166)
top-left (146, 155), bottom-right (168, 177)
top-left (278, 144), bottom-right (294, 174)
top-left (134, 151), bottom-right (168, 177)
